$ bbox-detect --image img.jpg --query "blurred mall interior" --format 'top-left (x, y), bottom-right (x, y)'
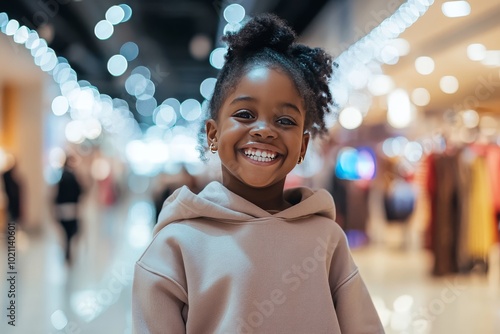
top-left (0, 0), bottom-right (500, 333)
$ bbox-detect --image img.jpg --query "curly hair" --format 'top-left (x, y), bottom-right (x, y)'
top-left (199, 13), bottom-right (335, 158)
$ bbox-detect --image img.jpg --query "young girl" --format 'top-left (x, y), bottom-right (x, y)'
top-left (133, 14), bottom-right (384, 333)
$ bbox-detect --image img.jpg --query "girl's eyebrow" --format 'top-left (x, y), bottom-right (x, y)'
top-left (229, 96), bottom-right (255, 105)
top-left (230, 96), bottom-right (302, 115)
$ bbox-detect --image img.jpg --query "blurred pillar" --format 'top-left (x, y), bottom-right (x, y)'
top-left (1, 83), bottom-right (46, 231)
top-left (0, 85), bottom-right (18, 150)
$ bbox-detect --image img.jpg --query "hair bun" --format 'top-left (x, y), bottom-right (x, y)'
top-left (223, 13), bottom-right (296, 57)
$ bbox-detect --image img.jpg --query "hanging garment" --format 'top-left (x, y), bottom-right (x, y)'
top-left (467, 156), bottom-right (497, 261)
top-left (428, 153), bottom-right (461, 275)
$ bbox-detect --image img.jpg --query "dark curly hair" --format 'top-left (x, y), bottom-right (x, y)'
top-left (199, 13), bottom-right (335, 157)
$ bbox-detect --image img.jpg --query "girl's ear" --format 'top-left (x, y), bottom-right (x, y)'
top-left (300, 132), bottom-right (310, 158)
top-left (205, 119), bottom-right (218, 144)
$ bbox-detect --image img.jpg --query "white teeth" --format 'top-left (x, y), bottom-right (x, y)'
top-left (243, 149), bottom-right (278, 161)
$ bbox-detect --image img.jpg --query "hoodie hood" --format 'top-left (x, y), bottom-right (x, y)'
top-left (154, 181), bottom-right (335, 235)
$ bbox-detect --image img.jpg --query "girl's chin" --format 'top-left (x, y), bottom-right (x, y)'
top-left (236, 175), bottom-right (284, 190)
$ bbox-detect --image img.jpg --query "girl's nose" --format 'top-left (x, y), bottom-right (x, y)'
top-left (249, 121), bottom-right (277, 139)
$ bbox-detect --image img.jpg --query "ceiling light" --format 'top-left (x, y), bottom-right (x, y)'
top-left (154, 105), bottom-right (177, 129)
top-left (136, 97), bottom-right (157, 117)
top-left (13, 25), bottom-right (29, 44)
top-left (118, 4), bottom-right (133, 23)
top-left (0, 12), bottom-right (8, 30)
top-left (347, 67), bottom-right (369, 89)
top-left (382, 138), bottom-right (396, 157)
top-left (65, 120), bottom-right (85, 144)
top-left (387, 89), bottom-right (413, 128)
top-left (120, 41), bottom-right (139, 61)
top-left (106, 5), bottom-right (125, 25)
top-left (390, 38), bottom-right (410, 56)
top-left (439, 75), bottom-right (459, 94)
top-left (368, 75), bottom-right (394, 96)
top-left (52, 96), bottom-right (69, 116)
top-left (338, 107), bottom-right (363, 130)
top-left (404, 142), bottom-right (423, 162)
top-left (209, 48), bottom-right (227, 69)
top-left (180, 99), bottom-right (202, 121)
top-left (415, 56), bottom-right (434, 75)
top-left (94, 20), bottom-right (114, 40)
top-left (442, 1), bottom-right (471, 18)
top-left (481, 50), bottom-right (500, 67)
top-left (380, 45), bottom-right (400, 65)
top-left (51, 310), bottom-right (68, 331)
top-left (107, 54), bottom-right (128, 76)
top-left (39, 50), bottom-right (58, 72)
top-left (5, 19), bottom-right (19, 36)
top-left (411, 88), bottom-right (431, 106)
top-left (200, 78), bottom-right (217, 100)
top-left (467, 43), bottom-right (486, 61)
top-left (223, 4), bottom-right (245, 24)
top-left (462, 109), bottom-right (479, 128)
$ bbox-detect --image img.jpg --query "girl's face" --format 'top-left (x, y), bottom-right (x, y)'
top-left (206, 65), bottom-right (309, 198)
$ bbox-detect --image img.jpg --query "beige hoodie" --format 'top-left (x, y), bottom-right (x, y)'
top-left (133, 181), bottom-right (384, 333)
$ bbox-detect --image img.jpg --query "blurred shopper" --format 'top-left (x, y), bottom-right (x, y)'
top-left (153, 166), bottom-right (200, 223)
top-left (2, 159), bottom-right (22, 225)
top-left (54, 155), bottom-right (83, 264)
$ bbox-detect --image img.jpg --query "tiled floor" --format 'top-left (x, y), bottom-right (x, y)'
top-left (1, 192), bottom-right (499, 333)
top-left (352, 246), bottom-right (500, 334)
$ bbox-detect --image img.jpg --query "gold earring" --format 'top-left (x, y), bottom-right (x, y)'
top-left (209, 142), bottom-right (217, 154)
top-left (297, 156), bottom-right (304, 164)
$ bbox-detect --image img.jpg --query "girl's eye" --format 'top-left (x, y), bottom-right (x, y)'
top-left (233, 110), bottom-right (254, 119)
top-left (277, 118), bottom-right (297, 126)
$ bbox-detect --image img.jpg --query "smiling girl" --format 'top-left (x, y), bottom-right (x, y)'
top-left (133, 13), bottom-right (384, 333)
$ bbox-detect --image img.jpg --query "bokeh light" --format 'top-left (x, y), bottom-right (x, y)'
top-left (106, 5), bottom-right (125, 25)
top-left (120, 41), bottom-right (139, 61)
top-left (339, 107), bottom-right (363, 130)
top-left (94, 20), bottom-right (114, 40)
top-left (415, 56), bottom-right (434, 75)
top-left (440, 75), bottom-right (459, 94)
top-left (107, 55), bottom-right (128, 76)
top-left (209, 47), bottom-right (227, 69)
top-left (223, 4), bottom-right (246, 23)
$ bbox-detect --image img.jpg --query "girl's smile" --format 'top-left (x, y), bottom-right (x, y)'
top-left (242, 144), bottom-right (280, 164)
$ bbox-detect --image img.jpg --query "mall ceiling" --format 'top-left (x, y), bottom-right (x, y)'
top-left (3, 0), bottom-right (498, 131)
top-left (301, 0), bottom-right (500, 131)
top-left (380, 0), bottom-right (500, 121)
top-left (0, 0), bottom-right (331, 121)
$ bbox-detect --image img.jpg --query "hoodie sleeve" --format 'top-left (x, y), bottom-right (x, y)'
top-left (132, 262), bottom-right (187, 333)
top-left (132, 227), bottom-right (189, 334)
top-left (329, 228), bottom-right (385, 334)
